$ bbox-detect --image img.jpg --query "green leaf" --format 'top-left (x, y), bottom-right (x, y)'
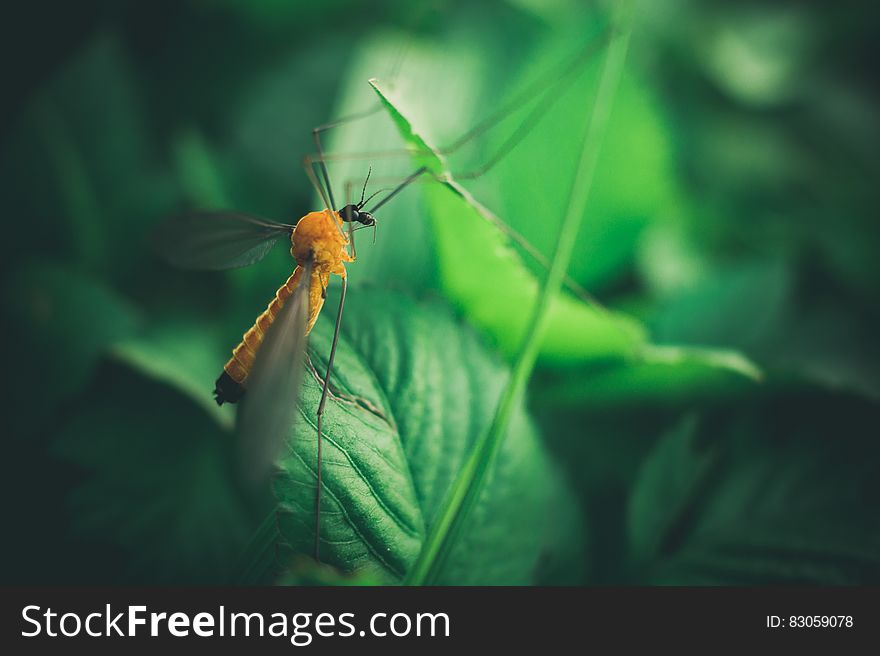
top-left (627, 389), bottom-right (880, 584)
top-left (424, 181), bottom-right (647, 362)
top-left (367, 74), bottom-right (762, 393)
top-left (534, 345), bottom-right (762, 409)
top-left (266, 289), bottom-right (580, 584)
top-left (369, 79), bottom-right (646, 365)
top-left (320, 17), bottom-right (761, 395)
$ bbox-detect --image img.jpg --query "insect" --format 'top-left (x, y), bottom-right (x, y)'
top-left (154, 28), bottom-right (609, 565)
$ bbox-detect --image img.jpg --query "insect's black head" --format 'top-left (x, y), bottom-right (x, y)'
top-left (338, 167), bottom-right (380, 226)
top-left (338, 204), bottom-right (375, 226)
top-left (357, 210), bottom-right (376, 226)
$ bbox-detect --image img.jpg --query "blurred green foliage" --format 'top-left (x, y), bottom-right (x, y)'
top-left (2, 0), bottom-right (878, 585)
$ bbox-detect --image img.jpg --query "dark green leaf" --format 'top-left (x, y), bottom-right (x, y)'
top-left (269, 289), bottom-right (581, 584)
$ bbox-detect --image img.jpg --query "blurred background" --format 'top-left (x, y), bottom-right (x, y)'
top-left (2, 0), bottom-right (879, 585)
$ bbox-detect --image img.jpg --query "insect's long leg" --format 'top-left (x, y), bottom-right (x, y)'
top-left (307, 18), bottom-right (420, 208)
top-left (337, 166), bottom-right (602, 310)
top-left (343, 180), bottom-right (358, 260)
top-left (303, 154), bottom-right (351, 244)
top-left (354, 169), bottom-right (600, 307)
top-left (306, 28), bottom-right (609, 177)
top-left (367, 166), bottom-right (429, 213)
top-left (454, 60), bottom-right (593, 181)
top-left (300, 25), bottom-right (611, 218)
top-left (448, 34), bottom-right (610, 180)
top-left (301, 35), bottom-right (609, 299)
top-left (307, 29), bottom-right (611, 307)
top-left (303, 154), bottom-right (333, 213)
top-left (314, 275), bottom-right (348, 563)
top-left (312, 106), bottom-right (385, 211)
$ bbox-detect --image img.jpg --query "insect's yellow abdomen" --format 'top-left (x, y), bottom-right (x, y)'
top-left (214, 209), bottom-right (352, 405)
top-left (223, 266), bottom-right (307, 385)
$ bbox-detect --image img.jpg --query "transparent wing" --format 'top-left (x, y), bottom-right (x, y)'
top-left (153, 211), bottom-right (295, 270)
top-left (236, 258), bottom-right (313, 489)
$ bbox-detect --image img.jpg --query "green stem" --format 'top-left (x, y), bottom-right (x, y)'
top-left (404, 1), bottom-right (635, 586)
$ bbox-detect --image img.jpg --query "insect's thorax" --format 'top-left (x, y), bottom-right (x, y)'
top-left (290, 210), bottom-right (351, 275)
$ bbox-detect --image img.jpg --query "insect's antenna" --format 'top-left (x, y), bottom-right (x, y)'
top-left (309, 103), bottom-right (391, 210)
top-left (358, 166), bottom-right (372, 208)
top-left (314, 275), bottom-right (348, 563)
top-left (361, 186), bottom-right (391, 208)
top-left (302, 27), bottom-right (611, 197)
top-left (367, 166), bottom-right (429, 213)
